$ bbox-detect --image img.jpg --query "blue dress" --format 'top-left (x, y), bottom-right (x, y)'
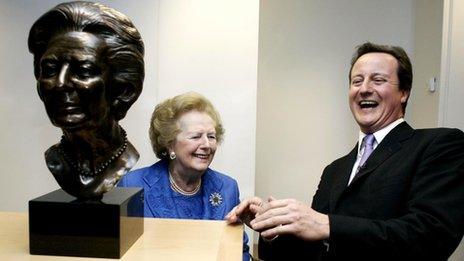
top-left (117, 159), bottom-right (250, 261)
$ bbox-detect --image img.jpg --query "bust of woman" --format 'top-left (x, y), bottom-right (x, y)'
top-left (28, 1), bottom-right (144, 199)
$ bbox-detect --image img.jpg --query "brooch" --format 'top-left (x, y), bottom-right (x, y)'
top-left (209, 192), bottom-right (223, 207)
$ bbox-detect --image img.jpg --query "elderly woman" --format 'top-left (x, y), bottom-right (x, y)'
top-left (118, 92), bottom-right (250, 260)
top-left (28, 1), bottom-right (144, 199)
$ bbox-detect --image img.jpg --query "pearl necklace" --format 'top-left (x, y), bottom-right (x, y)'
top-left (59, 128), bottom-right (128, 177)
top-left (169, 172), bottom-right (202, 196)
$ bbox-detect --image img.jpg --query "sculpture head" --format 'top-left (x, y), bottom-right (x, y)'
top-left (28, 1), bottom-right (144, 199)
top-left (28, 1), bottom-right (144, 130)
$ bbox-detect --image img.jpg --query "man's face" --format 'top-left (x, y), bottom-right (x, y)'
top-left (349, 52), bottom-right (409, 133)
top-left (38, 31), bottom-right (111, 130)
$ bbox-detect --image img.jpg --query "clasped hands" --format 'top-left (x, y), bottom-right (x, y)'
top-left (225, 196), bottom-right (330, 241)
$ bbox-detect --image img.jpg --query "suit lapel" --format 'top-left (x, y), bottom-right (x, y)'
top-left (329, 147), bottom-right (357, 212)
top-left (329, 122), bottom-right (414, 211)
top-left (350, 122), bottom-right (414, 184)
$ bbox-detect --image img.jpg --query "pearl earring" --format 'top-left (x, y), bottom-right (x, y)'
top-left (169, 152), bottom-right (176, 160)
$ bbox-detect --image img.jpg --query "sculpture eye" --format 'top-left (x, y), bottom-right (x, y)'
top-left (75, 63), bottom-right (99, 79)
top-left (40, 60), bottom-right (58, 78)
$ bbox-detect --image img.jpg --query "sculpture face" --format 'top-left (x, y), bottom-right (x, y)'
top-left (38, 31), bottom-right (111, 130)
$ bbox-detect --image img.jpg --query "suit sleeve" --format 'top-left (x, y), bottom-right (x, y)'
top-left (327, 129), bottom-right (464, 259)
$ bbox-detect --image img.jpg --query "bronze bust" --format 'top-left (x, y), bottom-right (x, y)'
top-left (28, 1), bottom-right (144, 199)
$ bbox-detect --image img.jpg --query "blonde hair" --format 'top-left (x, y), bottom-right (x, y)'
top-left (149, 92), bottom-right (225, 159)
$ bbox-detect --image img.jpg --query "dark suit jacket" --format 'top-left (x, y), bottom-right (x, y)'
top-left (259, 122), bottom-right (464, 260)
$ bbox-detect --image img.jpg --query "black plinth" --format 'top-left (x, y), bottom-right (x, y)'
top-left (29, 187), bottom-right (144, 259)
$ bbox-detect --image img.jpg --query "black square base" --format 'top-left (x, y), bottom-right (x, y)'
top-left (29, 187), bottom-right (144, 259)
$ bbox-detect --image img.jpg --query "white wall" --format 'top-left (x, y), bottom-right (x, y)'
top-left (439, 0), bottom-right (464, 130)
top-left (0, 0), bottom-right (258, 216)
top-left (439, 1), bottom-right (464, 259)
top-left (156, 0), bottom-right (259, 206)
top-left (409, 0), bottom-right (442, 128)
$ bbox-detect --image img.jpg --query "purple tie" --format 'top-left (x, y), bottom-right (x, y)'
top-left (357, 134), bottom-right (375, 173)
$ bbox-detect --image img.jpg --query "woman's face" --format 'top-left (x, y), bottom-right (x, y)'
top-left (37, 31), bottom-right (111, 130)
top-left (169, 110), bottom-right (218, 175)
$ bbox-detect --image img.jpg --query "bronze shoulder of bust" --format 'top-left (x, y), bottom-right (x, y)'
top-left (45, 127), bottom-right (139, 199)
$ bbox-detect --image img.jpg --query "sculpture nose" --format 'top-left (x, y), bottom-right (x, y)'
top-left (57, 63), bottom-right (71, 88)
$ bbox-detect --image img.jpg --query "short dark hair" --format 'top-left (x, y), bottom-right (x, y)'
top-left (28, 1), bottom-right (144, 120)
top-left (349, 42), bottom-right (413, 112)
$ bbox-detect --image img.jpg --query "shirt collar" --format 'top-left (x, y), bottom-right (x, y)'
top-left (357, 118), bottom-right (405, 154)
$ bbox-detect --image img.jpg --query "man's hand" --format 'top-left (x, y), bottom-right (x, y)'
top-left (250, 198), bottom-right (330, 241)
top-left (225, 196), bottom-right (264, 227)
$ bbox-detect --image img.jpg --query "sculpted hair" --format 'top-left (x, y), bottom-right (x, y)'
top-left (349, 42), bottom-right (413, 112)
top-left (28, 1), bottom-right (144, 120)
top-left (149, 92), bottom-right (225, 159)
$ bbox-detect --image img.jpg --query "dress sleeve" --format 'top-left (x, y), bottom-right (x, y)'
top-left (233, 179), bottom-right (251, 261)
